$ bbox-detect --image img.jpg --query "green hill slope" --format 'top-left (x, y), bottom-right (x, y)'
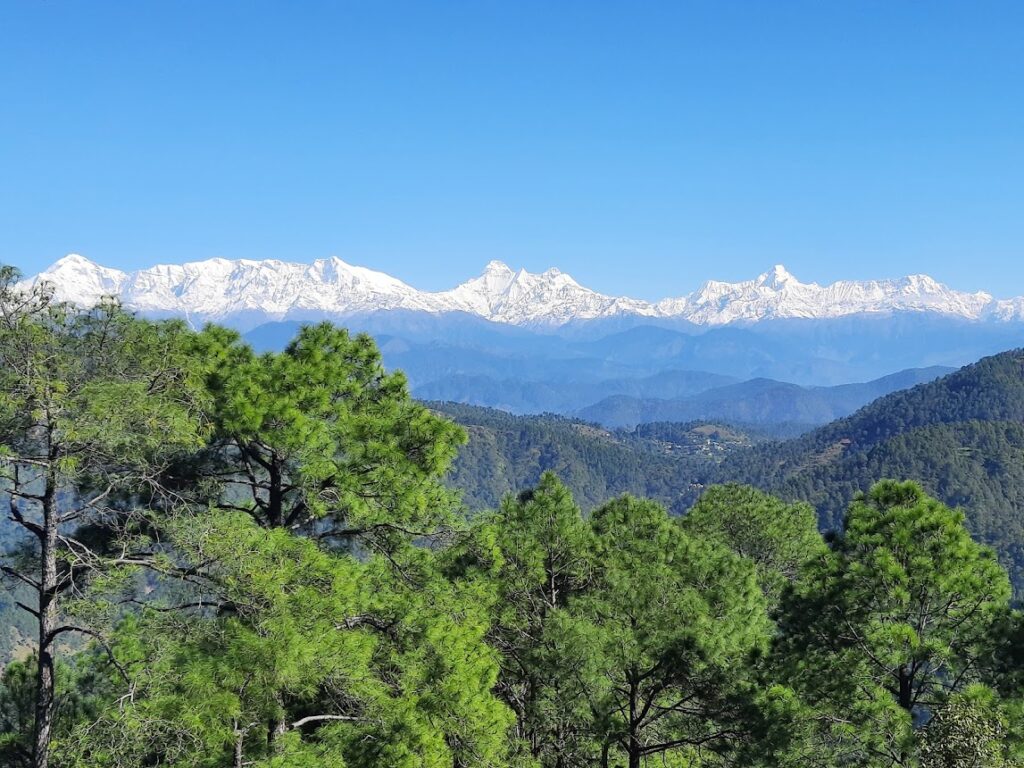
top-left (430, 402), bottom-right (756, 513)
top-left (715, 349), bottom-right (1024, 589)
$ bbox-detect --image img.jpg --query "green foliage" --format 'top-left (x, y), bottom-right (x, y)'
top-left (776, 481), bottom-right (1013, 765)
top-left (682, 484), bottom-right (826, 608)
top-left (40, 320), bottom-right (508, 768)
top-left (583, 496), bottom-right (771, 766)
top-left (446, 473), bottom-right (597, 765)
top-left (451, 477), bottom-right (777, 767)
top-left (194, 323), bottom-right (466, 548)
top-left (56, 514), bottom-right (513, 767)
top-left (0, 293), bottom-right (210, 480)
top-left (0, 652), bottom-right (116, 768)
top-left (0, 660), bottom-right (33, 767)
top-left (918, 687), bottom-right (1013, 768)
top-left (0, 269), bottom-right (213, 768)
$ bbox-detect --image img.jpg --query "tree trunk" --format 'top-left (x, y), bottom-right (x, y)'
top-left (628, 676), bottom-right (641, 768)
top-left (628, 740), bottom-right (641, 768)
top-left (32, 471), bottom-right (58, 768)
top-left (898, 665), bottom-right (913, 711)
top-left (267, 457), bottom-right (283, 528)
top-left (233, 724), bottom-right (245, 768)
top-left (268, 716), bottom-right (288, 752)
top-left (268, 691), bottom-right (288, 753)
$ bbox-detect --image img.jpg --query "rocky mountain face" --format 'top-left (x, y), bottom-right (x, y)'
top-left (25, 254), bottom-right (1024, 330)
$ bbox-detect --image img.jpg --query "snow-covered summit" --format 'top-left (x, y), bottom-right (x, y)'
top-left (35, 254), bottom-right (129, 306)
top-left (21, 254), bottom-right (1024, 330)
top-left (439, 260), bottom-right (652, 325)
top-left (651, 265), bottom-right (998, 325)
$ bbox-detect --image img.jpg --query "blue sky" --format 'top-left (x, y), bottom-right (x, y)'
top-left (1, 1), bottom-right (1022, 300)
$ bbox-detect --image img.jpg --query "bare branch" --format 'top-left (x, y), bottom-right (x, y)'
top-left (15, 600), bottom-right (41, 618)
top-left (0, 564), bottom-right (41, 590)
top-left (290, 714), bottom-right (367, 729)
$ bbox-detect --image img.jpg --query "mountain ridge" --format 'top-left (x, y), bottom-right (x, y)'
top-left (575, 366), bottom-right (955, 428)
top-left (23, 253), bottom-right (1024, 331)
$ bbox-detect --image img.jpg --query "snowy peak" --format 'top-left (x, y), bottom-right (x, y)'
top-left (656, 265), bottom-right (1002, 325)
top-left (756, 264), bottom-right (797, 289)
top-left (439, 260), bottom-right (647, 324)
top-left (483, 259), bottom-right (514, 276)
top-left (22, 254), bottom-right (1024, 330)
top-left (445, 261), bottom-right (518, 315)
top-left (35, 254), bottom-right (128, 305)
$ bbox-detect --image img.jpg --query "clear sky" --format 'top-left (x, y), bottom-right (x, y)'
top-left (1, 1), bottom-right (1022, 300)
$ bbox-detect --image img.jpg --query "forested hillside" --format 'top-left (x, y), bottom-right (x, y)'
top-left (431, 402), bottom-right (757, 511)
top-left (715, 349), bottom-right (1024, 589)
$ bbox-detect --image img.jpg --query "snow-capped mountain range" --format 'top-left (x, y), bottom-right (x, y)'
top-left (22, 254), bottom-right (1024, 330)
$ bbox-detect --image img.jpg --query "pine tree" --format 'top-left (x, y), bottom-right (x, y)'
top-left (51, 321), bottom-right (511, 767)
top-left (682, 483), bottom-right (826, 609)
top-left (0, 267), bottom-right (208, 768)
top-left (447, 472), bottom-right (597, 766)
top-left (776, 481), bottom-right (1013, 765)
top-left (584, 496), bottom-right (771, 767)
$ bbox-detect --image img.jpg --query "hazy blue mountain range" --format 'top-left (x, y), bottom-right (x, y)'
top-left (200, 306), bottom-right (1023, 393)
top-left (415, 369), bottom-right (740, 416)
top-left (246, 316), bottom-right (1000, 426)
top-left (576, 366), bottom-right (955, 428)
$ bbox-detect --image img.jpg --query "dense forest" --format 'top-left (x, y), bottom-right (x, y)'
top-left (429, 403), bottom-right (761, 512)
top-left (3, 270), bottom-right (1024, 767)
